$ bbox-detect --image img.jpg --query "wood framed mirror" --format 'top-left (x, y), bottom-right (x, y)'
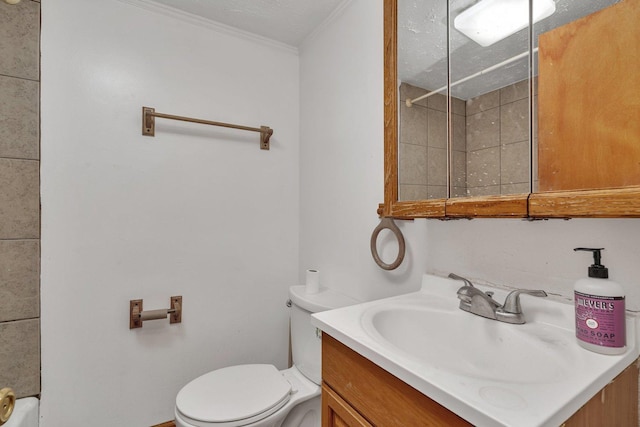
top-left (382, 0), bottom-right (640, 219)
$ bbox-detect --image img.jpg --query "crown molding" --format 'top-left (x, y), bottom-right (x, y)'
top-left (300, 0), bottom-right (354, 50)
top-left (116, 0), bottom-right (299, 55)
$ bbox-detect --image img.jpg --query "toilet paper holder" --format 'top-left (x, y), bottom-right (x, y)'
top-left (129, 296), bottom-right (182, 329)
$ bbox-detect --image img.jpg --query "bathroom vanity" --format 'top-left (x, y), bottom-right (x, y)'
top-left (312, 275), bottom-right (640, 427)
top-left (321, 334), bottom-right (638, 427)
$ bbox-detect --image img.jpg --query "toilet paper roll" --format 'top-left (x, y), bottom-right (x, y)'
top-left (305, 269), bottom-right (320, 294)
top-left (140, 309), bottom-right (169, 321)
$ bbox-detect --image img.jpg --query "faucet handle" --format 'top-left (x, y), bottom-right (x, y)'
top-left (449, 274), bottom-right (476, 303)
top-left (448, 273), bottom-right (475, 288)
top-left (502, 289), bottom-right (547, 314)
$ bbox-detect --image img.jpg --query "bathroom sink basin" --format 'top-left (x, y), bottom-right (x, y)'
top-left (312, 274), bottom-right (639, 427)
top-left (361, 304), bottom-right (574, 384)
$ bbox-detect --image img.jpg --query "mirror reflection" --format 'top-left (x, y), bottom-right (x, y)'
top-left (397, 0), bottom-right (619, 201)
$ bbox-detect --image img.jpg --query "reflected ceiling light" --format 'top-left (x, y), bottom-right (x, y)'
top-left (454, 0), bottom-right (556, 47)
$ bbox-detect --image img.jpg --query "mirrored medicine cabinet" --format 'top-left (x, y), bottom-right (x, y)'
top-left (381, 0), bottom-right (640, 219)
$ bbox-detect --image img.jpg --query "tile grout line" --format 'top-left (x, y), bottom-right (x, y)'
top-left (0, 72), bottom-right (40, 83)
top-left (0, 157), bottom-right (40, 162)
top-left (0, 317), bottom-right (40, 325)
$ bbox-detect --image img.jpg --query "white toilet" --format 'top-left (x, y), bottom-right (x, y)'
top-left (174, 285), bottom-right (357, 427)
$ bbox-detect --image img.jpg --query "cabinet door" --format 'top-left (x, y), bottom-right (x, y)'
top-left (561, 361), bottom-right (639, 426)
top-left (322, 384), bottom-right (372, 427)
top-left (323, 334), bottom-right (472, 426)
top-left (538, 0), bottom-right (640, 192)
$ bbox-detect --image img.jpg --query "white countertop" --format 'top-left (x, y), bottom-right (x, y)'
top-left (312, 274), bottom-right (639, 427)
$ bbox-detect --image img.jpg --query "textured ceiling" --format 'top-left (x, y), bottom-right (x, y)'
top-left (146, 0), bottom-right (346, 47)
top-left (145, 0), bottom-right (618, 99)
top-left (399, 0), bottom-right (619, 100)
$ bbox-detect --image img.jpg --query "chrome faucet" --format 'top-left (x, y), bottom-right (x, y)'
top-left (448, 273), bottom-right (547, 324)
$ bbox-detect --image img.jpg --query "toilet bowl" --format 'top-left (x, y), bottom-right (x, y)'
top-left (174, 365), bottom-right (318, 427)
top-left (174, 285), bottom-right (357, 427)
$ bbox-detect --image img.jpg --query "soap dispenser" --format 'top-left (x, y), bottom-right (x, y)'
top-left (573, 248), bottom-right (626, 355)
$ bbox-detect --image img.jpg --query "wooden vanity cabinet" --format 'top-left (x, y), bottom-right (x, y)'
top-left (562, 359), bottom-right (639, 427)
top-left (321, 334), bottom-right (639, 427)
top-left (322, 334), bottom-right (471, 426)
top-left (322, 384), bottom-right (373, 427)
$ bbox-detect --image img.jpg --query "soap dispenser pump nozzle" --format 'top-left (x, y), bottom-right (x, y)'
top-left (574, 247), bottom-right (608, 279)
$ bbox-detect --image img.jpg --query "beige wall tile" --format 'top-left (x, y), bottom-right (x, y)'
top-left (0, 240), bottom-right (39, 322)
top-left (399, 103), bottom-right (427, 145)
top-left (0, 318), bottom-right (39, 397)
top-left (466, 107), bottom-right (500, 151)
top-left (533, 95), bottom-right (538, 141)
top-left (452, 114), bottom-right (466, 152)
top-left (532, 137), bottom-right (539, 186)
top-left (501, 141), bottom-right (530, 185)
top-left (452, 96), bottom-right (466, 116)
top-left (399, 143), bottom-right (427, 185)
top-left (502, 182), bottom-right (530, 195)
top-left (399, 184), bottom-right (429, 201)
top-left (0, 1), bottom-right (39, 80)
top-left (427, 92), bottom-right (447, 112)
top-left (0, 75), bottom-right (39, 159)
top-left (500, 98), bottom-right (529, 145)
top-left (0, 159), bottom-right (39, 239)
top-left (427, 185), bottom-right (447, 199)
top-left (399, 77), bottom-right (536, 199)
top-left (451, 150), bottom-right (467, 188)
top-left (467, 184), bottom-right (501, 197)
top-left (427, 109), bottom-right (446, 149)
top-left (451, 187), bottom-right (468, 198)
top-left (424, 92), bottom-right (463, 115)
top-left (400, 83), bottom-right (429, 108)
top-left (1, 0), bottom-right (40, 402)
top-left (467, 147), bottom-right (500, 188)
top-left (500, 79), bottom-right (529, 105)
top-left (467, 89), bottom-right (500, 116)
top-left (427, 147), bottom-right (447, 186)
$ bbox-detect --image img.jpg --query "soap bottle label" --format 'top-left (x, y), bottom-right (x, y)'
top-left (575, 291), bottom-right (626, 348)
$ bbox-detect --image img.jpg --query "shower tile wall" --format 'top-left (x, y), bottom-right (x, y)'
top-left (398, 79), bottom-right (534, 199)
top-left (466, 79), bottom-right (534, 196)
top-left (398, 83), bottom-right (466, 200)
top-left (0, 0), bottom-right (41, 398)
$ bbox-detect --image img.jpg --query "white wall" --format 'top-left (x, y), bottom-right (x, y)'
top-left (299, 0), bottom-right (430, 303)
top-left (299, 0), bottom-right (640, 309)
top-left (40, 0), bottom-right (299, 425)
top-left (426, 218), bottom-right (640, 310)
top-left (39, 0), bottom-right (640, 424)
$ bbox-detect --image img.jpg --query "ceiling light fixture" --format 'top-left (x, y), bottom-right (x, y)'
top-left (454, 0), bottom-right (556, 47)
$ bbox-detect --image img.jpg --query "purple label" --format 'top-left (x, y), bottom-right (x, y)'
top-left (575, 291), bottom-right (626, 348)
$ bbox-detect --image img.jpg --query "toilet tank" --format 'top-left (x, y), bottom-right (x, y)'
top-left (288, 286), bottom-right (358, 385)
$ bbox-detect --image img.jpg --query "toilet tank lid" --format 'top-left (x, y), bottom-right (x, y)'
top-left (289, 286), bottom-right (359, 313)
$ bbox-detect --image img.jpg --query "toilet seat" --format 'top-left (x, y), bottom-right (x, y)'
top-left (176, 364), bottom-right (292, 427)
